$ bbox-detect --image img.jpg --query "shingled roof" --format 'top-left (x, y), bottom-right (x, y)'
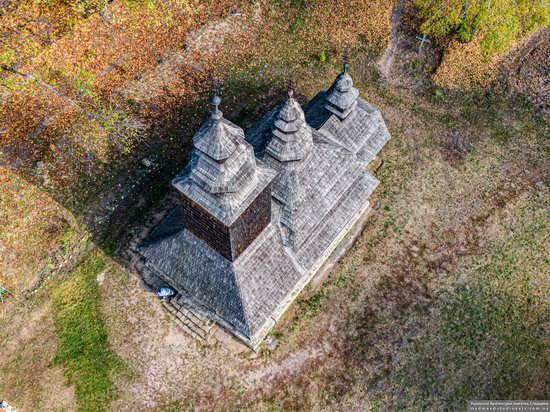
top-left (139, 65), bottom-right (390, 348)
top-left (304, 66), bottom-right (390, 165)
top-left (324, 62), bottom-right (359, 120)
top-left (172, 95), bottom-right (275, 225)
top-left (264, 87), bottom-right (314, 163)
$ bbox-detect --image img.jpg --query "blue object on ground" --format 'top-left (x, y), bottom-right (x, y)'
top-left (156, 286), bottom-right (176, 301)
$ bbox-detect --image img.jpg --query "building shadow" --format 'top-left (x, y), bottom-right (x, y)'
top-left (1, 73), bottom-right (289, 285)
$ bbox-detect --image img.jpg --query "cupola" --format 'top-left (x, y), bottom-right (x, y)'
top-left (265, 86), bottom-right (314, 162)
top-left (172, 94), bottom-right (276, 261)
top-left (324, 63), bottom-right (359, 120)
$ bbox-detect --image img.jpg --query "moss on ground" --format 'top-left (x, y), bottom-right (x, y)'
top-left (52, 254), bottom-right (126, 412)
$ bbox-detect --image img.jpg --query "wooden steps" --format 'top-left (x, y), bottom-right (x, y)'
top-left (161, 294), bottom-right (217, 341)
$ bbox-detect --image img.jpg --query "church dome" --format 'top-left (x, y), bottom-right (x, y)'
top-left (325, 63), bottom-right (359, 120)
top-left (265, 86), bottom-right (313, 163)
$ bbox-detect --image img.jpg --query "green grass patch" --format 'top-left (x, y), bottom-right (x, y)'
top-left (52, 255), bottom-right (125, 412)
top-left (61, 227), bottom-right (78, 254)
top-left (390, 216), bottom-right (550, 410)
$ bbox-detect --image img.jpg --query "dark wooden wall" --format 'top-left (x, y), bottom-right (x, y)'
top-left (180, 184), bottom-right (272, 261)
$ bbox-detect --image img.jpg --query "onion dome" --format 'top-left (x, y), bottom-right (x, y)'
top-left (324, 63), bottom-right (359, 120)
top-left (265, 86), bottom-right (313, 162)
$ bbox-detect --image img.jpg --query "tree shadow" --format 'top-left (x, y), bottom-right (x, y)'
top-left (1, 71), bottom-right (289, 286)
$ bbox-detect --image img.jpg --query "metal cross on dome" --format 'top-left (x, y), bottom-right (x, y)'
top-left (342, 51), bottom-right (350, 73)
top-left (207, 74), bottom-right (221, 97)
top-left (211, 94), bottom-right (222, 117)
top-left (207, 74), bottom-right (223, 120)
top-left (343, 61), bottom-right (350, 73)
top-left (287, 78), bottom-right (295, 99)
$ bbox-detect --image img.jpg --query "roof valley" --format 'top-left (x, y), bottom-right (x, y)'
top-left (139, 64), bottom-right (391, 348)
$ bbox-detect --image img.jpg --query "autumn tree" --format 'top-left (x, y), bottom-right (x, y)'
top-left (415, 0), bottom-right (550, 54)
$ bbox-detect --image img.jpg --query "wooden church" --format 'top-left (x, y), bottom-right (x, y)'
top-left (138, 64), bottom-right (390, 349)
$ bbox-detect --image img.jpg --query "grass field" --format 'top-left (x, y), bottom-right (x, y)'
top-left (52, 255), bottom-right (126, 412)
top-left (389, 217), bottom-right (550, 409)
top-left (0, 1), bottom-right (549, 411)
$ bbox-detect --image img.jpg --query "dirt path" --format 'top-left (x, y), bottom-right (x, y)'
top-left (379, 0), bottom-right (406, 79)
top-left (377, 0), bottom-right (443, 89)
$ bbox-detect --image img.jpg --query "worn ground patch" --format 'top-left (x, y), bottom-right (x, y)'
top-left (0, 302), bottom-right (76, 412)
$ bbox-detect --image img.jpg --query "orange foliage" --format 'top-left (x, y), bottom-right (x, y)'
top-left (306, 0), bottom-right (393, 52)
top-left (432, 36), bottom-right (502, 91)
top-left (1, 0), bottom-right (394, 208)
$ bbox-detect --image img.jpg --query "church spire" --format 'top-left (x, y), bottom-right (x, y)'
top-left (324, 62), bottom-right (359, 120)
top-left (172, 92), bottom-right (276, 261)
top-left (265, 81), bottom-right (313, 162)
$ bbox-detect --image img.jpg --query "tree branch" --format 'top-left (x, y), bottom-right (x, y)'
top-left (1, 64), bottom-right (96, 119)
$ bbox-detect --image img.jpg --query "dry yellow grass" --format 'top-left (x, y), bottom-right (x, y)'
top-left (0, 169), bottom-right (78, 294)
top-left (432, 36), bottom-right (502, 90)
top-left (0, 302), bottom-right (76, 411)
